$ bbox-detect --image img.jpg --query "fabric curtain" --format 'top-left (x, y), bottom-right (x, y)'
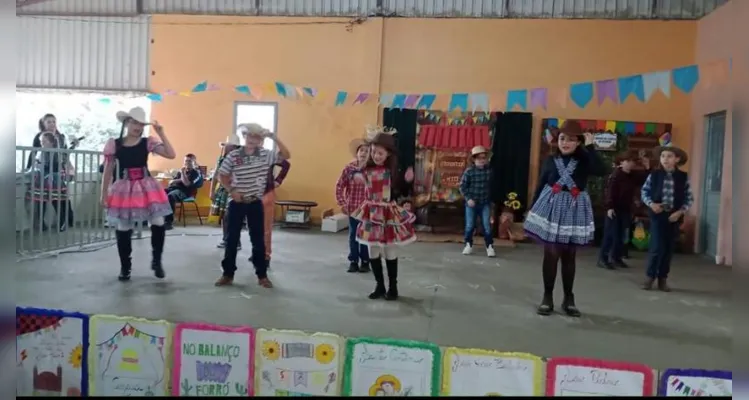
top-left (383, 108), bottom-right (418, 198)
top-left (490, 112), bottom-right (533, 220)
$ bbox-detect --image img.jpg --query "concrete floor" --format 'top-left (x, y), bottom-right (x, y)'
top-left (16, 226), bottom-right (731, 370)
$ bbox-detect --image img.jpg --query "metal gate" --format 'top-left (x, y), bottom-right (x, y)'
top-left (700, 112), bottom-right (726, 259)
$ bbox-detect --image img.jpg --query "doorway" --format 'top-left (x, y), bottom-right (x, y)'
top-left (234, 102), bottom-right (278, 150)
top-left (700, 111), bottom-right (726, 259)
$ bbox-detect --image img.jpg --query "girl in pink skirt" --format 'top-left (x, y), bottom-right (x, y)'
top-left (100, 107), bottom-right (176, 281)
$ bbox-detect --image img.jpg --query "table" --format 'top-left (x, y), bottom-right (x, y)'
top-left (275, 200), bottom-right (318, 229)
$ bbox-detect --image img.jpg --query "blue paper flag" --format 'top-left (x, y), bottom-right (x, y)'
top-left (618, 75), bottom-right (645, 103)
top-left (547, 118), bottom-right (559, 128)
top-left (448, 93), bottom-right (469, 112)
top-left (416, 94), bottom-right (436, 109)
top-left (234, 85), bottom-right (251, 95)
top-left (391, 94), bottom-right (407, 109)
top-left (469, 93), bottom-right (489, 112)
top-left (672, 65), bottom-right (700, 94)
top-left (146, 93), bottom-right (163, 102)
top-left (275, 82), bottom-right (287, 97)
top-left (506, 90), bottom-right (528, 111)
top-left (335, 91), bottom-right (348, 106)
top-left (191, 81), bottom-right (208, 93)
top-left (624, 122), bottom-right (635, 135)
top-left (570, 82), bottom-right (594, 108)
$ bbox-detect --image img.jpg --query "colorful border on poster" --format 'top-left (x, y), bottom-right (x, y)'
top-left (87, 314), bottom-right (172, 396)
top-left (440, 348), bottom-right (544, 396)
top-left (254, 329), bottom-right (344, 396)
top-left (16, 306), bottom-right (90, 397)
top-left (545, 356), bottom-right (655, 396)
top-left (172, 322), bottom-right (256, 396)
top-left (342, 337), bottom-right (442, 396)
top-left (658, 368), bottom-right (732, 396)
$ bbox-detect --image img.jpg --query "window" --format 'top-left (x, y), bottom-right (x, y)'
top-left (234, 102), bottom-right (277, 150)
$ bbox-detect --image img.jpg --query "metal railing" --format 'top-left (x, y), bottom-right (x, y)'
top-left (15, 146), bottom-right (143, 258)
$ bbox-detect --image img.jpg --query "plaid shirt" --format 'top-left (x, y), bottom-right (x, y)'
top-left (459, 165), bottom-right (493, 204)
top-left (641, 171), bottom-right (694, 212)
top-left (335, 161), bottom-right (367, 212)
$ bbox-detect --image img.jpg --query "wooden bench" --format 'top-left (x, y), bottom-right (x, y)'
top-left (276, 200), bottom-right (318, 229)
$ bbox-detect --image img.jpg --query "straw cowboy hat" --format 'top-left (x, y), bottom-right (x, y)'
top-left (237, 122), bottom-right (270, 137)
top-left (470, 145), bottom-right (490, 157)
top-left (116, 106), bottom-right (149, 124)
top-left (365, 125), bottom-right (397, 141)
top-left (654, 145), bottom-right (688, 166)
top-left (219, 135), bottom-right (241, 147)
top-left (349, 138), bottom-right (369, 156)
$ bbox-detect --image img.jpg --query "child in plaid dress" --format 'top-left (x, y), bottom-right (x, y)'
top-left (335, 138), bottom-right (371, 273)
top-left (350, 129), bottom-right (416, 301)
top-left (524, 121), bottom-right (607, 317)
top-left (640, 145), bottom-right (693, 292)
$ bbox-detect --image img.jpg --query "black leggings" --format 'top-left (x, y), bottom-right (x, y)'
top-left (542, 244), bottom-right (577, 296)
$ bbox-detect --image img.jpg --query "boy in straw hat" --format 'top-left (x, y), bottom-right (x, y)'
top-left (214, 122), bottom-right (290, 288)
top-left (335, 137), bottom-right (371, 273)
top-left (640, 144), bottom-right (693, 292)
top-left (459, 145), bottom-right (496, 258)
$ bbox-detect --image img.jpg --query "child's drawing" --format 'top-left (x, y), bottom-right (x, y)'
top-left (660, 369), bottom-right (732, 397)
top-left (546, 357), bottom-right (655, 397)
top-left (369, 374), bottom-right (413, 396)
top-left (16, 308), bottom-right (88, 397)
top-left (441, 348), bottom-right (543, 396)
top-left (255, 329), bottom-right (343, 396)
top-left (89, 315), bottom-right (169, 396)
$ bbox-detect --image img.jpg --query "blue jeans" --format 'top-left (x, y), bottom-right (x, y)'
top-left (598, 211), bottom-right (630, 262)
top-left (348, 217), bottom-right (369, 263)
top-left (646, 211), bottom-right (680, 279)
top-left (464, 202), bottom-right (493, 246)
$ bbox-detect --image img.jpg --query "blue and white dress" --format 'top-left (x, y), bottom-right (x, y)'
top-left (524, 157), bottom-right (595, 245)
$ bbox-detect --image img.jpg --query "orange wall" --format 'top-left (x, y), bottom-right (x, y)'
top-left (150, 16), bottom-right (696, 219)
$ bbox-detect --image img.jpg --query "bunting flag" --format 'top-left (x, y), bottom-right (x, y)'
top-left (303, 87), bottom-right (317, 97)
top-left (417, 94), bottom-right (436, 109)
top-left (234, 85), bottom-right (251, 95)
top-left (275, 82), bottom-right (288, 97)
top-left (334, 91), bottom-right (348, 106)
top-left (164, 89), bottom-right (178, 96)
top-left (95, 323), bottom-right (165, 348)
top-left (551, 87), bottom-right (568, 109)
top-left (448, 93), bottom-right (469, 112)
top-left (391, 94), bottom-right (407, 109)
top-left (146, 93), bottom-right (163, 102)
top-left (352, 93), bottom-right (370, 105)
top-left (506, 90), bottom-right (528, 111)
top-left (252, 86), bottom-right (263, 100)
top-left (469, 93), bottom-right (489, 112)
top-left (191, 81), bottom-right (208, 93)
top-left (596, 79), bottom-right (618, 105)
top-left (404, 94), bottom-right (420, 109)
top-left (570, 82), bottom-right (594, 108)
top-left (529, 88), bottom-right (548, 110)
top-left (178, 91), bottom-right (191, 97)
top-left (617, 75), bottom-right (645, 103)
top-left (669, 377), bottom-right (706, 397)
top-left (642, 71), bottom-right (671, 100)
top-left (207, 83), bottom-right (220, 91)
top-left (284, 83), bottom-right (297, 99)
top-left (672, 65), bottom-right (700, 94)
top-left (605, 120), bottom-right (617, 132)
top-left (379, 93), bottom-right (395, 107)
top-left (294, 86), bottom-right (305, 99)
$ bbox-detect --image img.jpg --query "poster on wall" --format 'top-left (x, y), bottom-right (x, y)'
top-left (441, 348), bottom-right (543, 396)
top-left (172, 323), bottom-right (254, 396)
top-left (16, 307), bottom-right (88, 397)
top-left (343, 337), bottom-right (441, 396)
top-left (255, 329), bottom-right (343, 396)
top-left (546, 357), bottom-right (655, 396)
top-left (659, 369), bottom-right (732, 397)
top-left (431, 150), bottom-right (468, 203)
top-left (88, 315), bottom-right (170, 396)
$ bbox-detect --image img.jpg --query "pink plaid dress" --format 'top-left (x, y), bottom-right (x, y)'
top-left (350, 166), bottom-right (416, 246)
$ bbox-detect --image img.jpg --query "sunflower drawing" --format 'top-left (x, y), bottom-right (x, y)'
top-left (314, 344), bottom-right (335, 364)
top-left (68, 344), bottom-right (83, 369)
top-left (261, 340), bottom-right (280, 361)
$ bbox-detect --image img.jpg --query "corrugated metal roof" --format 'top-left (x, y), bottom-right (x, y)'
top-left (17, 0), bottom-right (729, 19)
top-left (17, 16), bottom-right (151, 91)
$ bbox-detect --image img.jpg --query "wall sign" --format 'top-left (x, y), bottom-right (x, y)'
top-left (593, 132), bottom-right (618, 151)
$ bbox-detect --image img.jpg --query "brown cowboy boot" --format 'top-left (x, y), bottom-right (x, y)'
top-left (642, 277), bottom-right (656, 290)
top-left (657, 278), bottom-right (671, 292)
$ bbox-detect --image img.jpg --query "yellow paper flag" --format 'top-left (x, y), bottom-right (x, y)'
top-left (605, 121), bottom-right (617, 132)
top-left (557, 118), bottom-right (566, 127)
top-left (178, 91), bottom-right (191, 97)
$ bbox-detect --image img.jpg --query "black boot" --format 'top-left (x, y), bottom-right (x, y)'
top-left (116, 230), bottom-right (133, 281)
top-left (561, 293), bottom-right (581, 317)
top-left (368, 258), bottom-right (386, 299)
top-left (150, 224), bottom-right (166, 279)
top-left (385, 259), bottom-right (399, 301)
top-left (536, 292), bottom-right (554, 316)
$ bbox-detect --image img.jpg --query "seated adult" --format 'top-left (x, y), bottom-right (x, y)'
top-left (164, 153), bottom-right (202, 229)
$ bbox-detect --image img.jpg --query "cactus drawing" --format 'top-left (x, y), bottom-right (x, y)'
top-left (181, 379), bottom-right (193, 395)
top-left (235, 382), bottom-right (248, 395)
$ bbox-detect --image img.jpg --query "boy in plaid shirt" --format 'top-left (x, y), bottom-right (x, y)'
top-left (459, 146), bottom-right (495, 257)
top-left (335, 138), bottom-right (371, 273)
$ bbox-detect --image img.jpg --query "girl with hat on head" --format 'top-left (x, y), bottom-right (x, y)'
top-left (212, 135), bottom-right (243, 250)
top-left (640, 145), bottom-right (693, 292)
top-left (100, 106), bottom-right (177, 281)
top-left (459, 145), bottom-right (496, 258)
top-left (524, 120), bottom-right (608, 317)
top-left (335, 137), bottom-right (372, 273)
top-left (350, 126), bottom-right (416, 301)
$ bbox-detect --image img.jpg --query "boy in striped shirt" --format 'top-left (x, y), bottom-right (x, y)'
top-left (215, 123), bottom-right (291, 288)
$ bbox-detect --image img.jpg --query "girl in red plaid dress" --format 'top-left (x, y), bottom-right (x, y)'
top-left (351, 129), bottom-right (416, 301)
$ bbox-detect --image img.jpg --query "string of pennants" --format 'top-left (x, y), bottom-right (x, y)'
top-left (95, 322), bottom-right (166, 348)
top-left (143, 59), bottom-right (732, 111)
top-left (668, 377), bottom-right (707, 397)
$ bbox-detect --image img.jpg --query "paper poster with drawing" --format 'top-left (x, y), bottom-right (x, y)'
top-left (16, 307), bottom-right (89, 397)
top-left (441, 348), bottom-right (544, 396)
top-left (343, 337), bottom-right (441, 397)
top-left (255, 329), bottom-right (343, 396)
top-left (172, 323), bottom-right (254, 396)
top-left (659, 369), bottom-right (732, 397)
top-left (546, 357), bottom-right (655, 396)
top-left (88, 315), bottom-right (170, 396)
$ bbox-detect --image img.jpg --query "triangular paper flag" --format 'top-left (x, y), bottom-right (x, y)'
top-left (570, 82), bottom-right (593, 108)
top-left (275, 82), bottom-right (288, 97)
top-left (353, 93), bottom-right (370, 105)
top-left (617, 75), bottom-right (645, 103)
top-left (334, 91), bottom-right (348, 106)
top-left (506, 90), bottom-right (528, 111)
top-left (529, 88), bottom-right (548, 110)
top-left (179, 91), bottom-right (192, 97)
top-left (642, 71), bottom-right (671, 100)
top-left (404, 94), bottom-right (420, 109)
top-left (596, 79), bottom-right (618, 105)
top-left (672, 65), bottom-right (700, 94)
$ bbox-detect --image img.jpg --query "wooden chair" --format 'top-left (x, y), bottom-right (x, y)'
top-left (175, 165), bottom-right (207, 227)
